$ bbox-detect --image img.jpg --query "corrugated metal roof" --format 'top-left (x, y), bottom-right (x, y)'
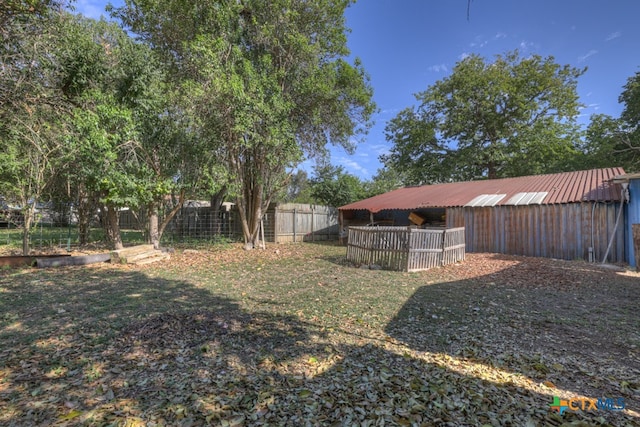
top-left (339, 168), bottom-right (625, 213)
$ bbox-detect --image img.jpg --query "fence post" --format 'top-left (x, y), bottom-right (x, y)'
top-left (293, 208), bottom-right (297, 243)
top-left (440, 228), bottom-right (447, 266)
top-left (406, 226), bottom-right (412, 272)
top-left (274, 205), bottom-right (279, 243)
top-left (311, 207), bottom-right (315, 242)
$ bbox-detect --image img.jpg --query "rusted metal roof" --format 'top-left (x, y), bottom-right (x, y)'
top-left (339, 168), bottom-right (626, 213)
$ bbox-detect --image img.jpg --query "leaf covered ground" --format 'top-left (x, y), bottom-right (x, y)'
top-left (1, 242), bottom-right (639, 426)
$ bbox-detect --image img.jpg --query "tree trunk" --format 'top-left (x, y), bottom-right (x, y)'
top-left (77, 202), bottom-right (90, 246)
top-left (148, 191), bottom-right (185, 249)
top-left (158, 191), bottom-right (185, 244)
top-left (487, 161), bottom-right (498, 180)
top-left (76, 186), bottom-right (96, 246)
top-left (104, 205), bottom-right (123, 250)
top-left (148, 204), bottom-right (160, 249)
top-left (237, 186), bottom-right (269, 250)
top-left (236, 170), bottom-right (263, 250)
top-left (210, 186), bottom-right (227, 237)
top-left (21, 204), bottom-right (35, 256)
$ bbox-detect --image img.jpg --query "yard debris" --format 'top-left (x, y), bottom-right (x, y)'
top-left (1, 246), bottom-right (639, 425)
top-left (110, 244), bottom-right (169, 265)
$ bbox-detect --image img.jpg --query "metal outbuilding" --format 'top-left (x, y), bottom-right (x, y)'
top-left (339, 168), bottom-right (627, 263)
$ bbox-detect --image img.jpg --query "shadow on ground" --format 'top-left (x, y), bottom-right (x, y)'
top-left (0, 254), bottom-right (638, 425)
top-left (385, 254), bottom-right (640, 421)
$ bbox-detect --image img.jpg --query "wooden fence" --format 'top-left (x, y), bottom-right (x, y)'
top-left (346, 226), bottom-right (465, 272)
top-left (270, 204), bottom-right (339, 243)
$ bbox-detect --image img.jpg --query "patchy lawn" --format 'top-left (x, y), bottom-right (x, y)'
top-left (0, 242), bottom-right (639, 426)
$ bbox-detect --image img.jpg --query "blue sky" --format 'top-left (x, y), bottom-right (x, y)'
top-left (75, 0), bottom-right (640, 180)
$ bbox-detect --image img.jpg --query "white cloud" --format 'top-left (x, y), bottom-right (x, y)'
top-left (578, 50), bottom-right (598, 63)
top-left (379, 108), bottom-right (399, 116)
top-left (605, 31), bottom-right (622, 41)
top-left (337, 157), bottom-right (369, 178)
top-left (579, 103), bottom-right (600, 112)
top-left (519, 40), bottom-right (535, 51)
top-left (428, 64), bottom-right (448, 73)
top-left (494, 32), bottom-right (507, 40)
top-left (372, 144), bottom-right (390, 157)
top-left (470, 34), bottom-right (494, 49)
top-left (458, 52), bottom-right (471, 61)
top-left (469, 35), bottom-right (482, 48)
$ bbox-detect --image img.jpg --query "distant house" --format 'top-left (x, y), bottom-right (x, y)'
top-left (339, 168), bottom-right (627, 263)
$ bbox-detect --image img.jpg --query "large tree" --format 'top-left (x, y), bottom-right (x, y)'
top-left (0, 4), bottom-right (70, 254)
top-left (56, 15), bottom-right (185, 250)
top-left (113, 0), bottom-right (376, 249)
top-left (383, 51), bottom-right (585, 184)
top-left (582, 70), bottom-right (640, 172)
top-left (309, 164), bottom-right (367, 208)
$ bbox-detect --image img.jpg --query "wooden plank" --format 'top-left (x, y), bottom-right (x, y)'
top-left (111, 244), bottom-right (154, 263)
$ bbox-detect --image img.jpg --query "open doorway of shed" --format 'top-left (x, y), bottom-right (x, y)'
top-left (368, 208), bottom-right (446, 227)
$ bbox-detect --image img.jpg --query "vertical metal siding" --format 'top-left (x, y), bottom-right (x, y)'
top-left (445, 203), bottom-right (624, 262)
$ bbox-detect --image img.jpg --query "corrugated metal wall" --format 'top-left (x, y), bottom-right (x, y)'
top-left (446, 202), bottom-right (625, 263)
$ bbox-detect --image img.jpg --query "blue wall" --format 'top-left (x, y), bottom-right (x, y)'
top-left (625, 179), bottom-right (640, 266)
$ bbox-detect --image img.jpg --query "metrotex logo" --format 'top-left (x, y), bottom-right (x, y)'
top-left (549, 396), bottom-right (625, 414)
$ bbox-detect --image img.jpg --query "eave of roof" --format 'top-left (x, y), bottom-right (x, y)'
top-left (339, 168), bottom-right (626, 213)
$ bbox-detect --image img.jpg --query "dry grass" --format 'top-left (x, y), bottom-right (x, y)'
top-left (1, 242), bottom-right (639, 426)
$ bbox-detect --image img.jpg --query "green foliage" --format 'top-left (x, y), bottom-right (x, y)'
top-left (309, 164), bottom-right (367, 207)
top-left (581, 71), bottom-right (640, 172)
top-left (382, 108), bottom-right (449, 185)
top-left (0, 5), bottom-right (70, 253)
top-left (366, 168), bottom-right (405, 197)
top-left (383, 50), bottom-right (585, 183)
top-left (1, 1), bottom-right (375, 249)
top-left (284, 165), bottom-right (402, 205)
top-left (283, 170), bottom-right (314, 204)
top-left (620, 70), bottom-right (640, 127)
top-left (113, 0), bottom-right (376, 246)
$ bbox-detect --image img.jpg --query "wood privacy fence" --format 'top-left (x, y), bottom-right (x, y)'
top-left (268, 204), bottom-right (339, 243)
top-left (346, 226), bottom-right (465, 272)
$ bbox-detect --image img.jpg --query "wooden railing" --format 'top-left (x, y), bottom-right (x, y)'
top-left (346, 226), bottom-right (465, 272)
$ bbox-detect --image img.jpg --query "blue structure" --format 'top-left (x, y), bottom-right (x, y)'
top-left (614, 174), bottom-right (640, 267)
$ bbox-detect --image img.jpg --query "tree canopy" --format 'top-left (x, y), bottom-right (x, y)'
top-left (0, 5), bottom-right (71, 254)
top-left (112, 0), bottom-right (376, 248)
top-left (10, 1), bottom-right (639, 251)
top-left (382, 51), bottom-right (585, 184)
top-left (582, 70), bottom-right (640, 172)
